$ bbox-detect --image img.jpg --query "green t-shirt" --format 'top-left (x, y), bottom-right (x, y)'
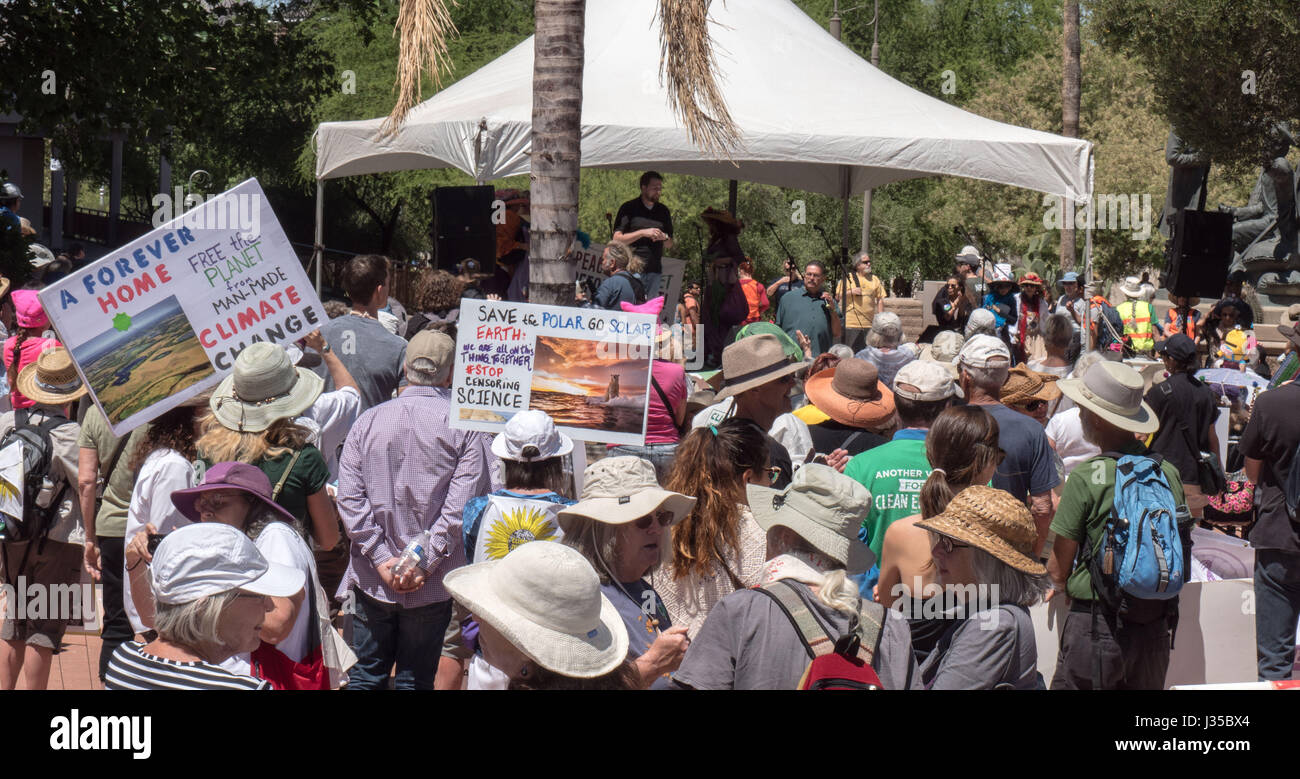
top-left (844, 433), bottom-right (932, 558)
top-left (1049, 444), bottom-right (1186, 601)
top-left (77, 405), bottom-right (152, 538)
top-left (203, 446), bottom-right (329, 524)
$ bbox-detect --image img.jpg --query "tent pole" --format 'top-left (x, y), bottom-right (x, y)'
top-left (840, 166), bottom-right (851, 345)
top-left (1083, 155), bottom-right (1095, 351)
top-left (314, 179), bottom-right (324, 295)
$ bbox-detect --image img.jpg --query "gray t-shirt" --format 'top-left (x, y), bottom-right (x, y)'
top-left (671, 579), bottom-right (921, 690)
top-left (919, 604), bottom-right (1039, 690)
top-left (315, 314), bottom-right (407, 411)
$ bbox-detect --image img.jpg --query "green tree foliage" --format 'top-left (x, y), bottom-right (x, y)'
top-left (1093, 0), bottom-right (1300, 174)
top-left (0, 1), bottom-right (335, 208)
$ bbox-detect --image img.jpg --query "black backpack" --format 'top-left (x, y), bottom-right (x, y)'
top-left (0, 408), bottom-right (74, 543)
top-left (615, 271), bottom-right (647, 305)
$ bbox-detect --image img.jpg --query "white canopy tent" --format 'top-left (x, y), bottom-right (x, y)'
top-left (312, 0), bottom-right (1095, 284)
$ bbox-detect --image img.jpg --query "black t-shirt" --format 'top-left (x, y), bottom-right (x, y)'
top-left (614, 198), bottom-right (673, 274)
top-left (807, 419), bottom-right (888, 459)
top-left (1145, 373), bottom-right (1219, 486)
top-left (1240, 381), bottom-right (1300, 552)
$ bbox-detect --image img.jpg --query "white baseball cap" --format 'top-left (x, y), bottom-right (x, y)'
top-left (491, 409), bottom-right (574, 462)
top-left (956, 334), bottom-right (1012, 369)
top-left (894, 360), bottom-right (963, 401)
top-left (150, 523), bottom-right (305, 605)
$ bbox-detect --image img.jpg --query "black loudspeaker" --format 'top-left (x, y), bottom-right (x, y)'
top-left (1166, 209), bottom-right (1233, 298)
top-left (431, 185), bottom-right (496, 271)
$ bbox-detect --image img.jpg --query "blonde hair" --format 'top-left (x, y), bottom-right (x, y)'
top-left (605, 241), bottom-right (646, 275)
top-left (195, 410), bottom-right (309, 464)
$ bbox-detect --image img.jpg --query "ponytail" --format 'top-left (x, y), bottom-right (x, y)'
top-left (919, 468), bottom-right (956, 520)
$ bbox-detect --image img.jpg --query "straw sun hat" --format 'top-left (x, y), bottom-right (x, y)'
top-left (210, 342), bottom-right (323, 433)
top-left (443, 541), bottom-right (629, 679)
top-left (999, 364), bottom-right (1061, 408)
top-left (915, 485), bottom-right (1047, 575)
top-left (16, 346), bottom-right (87, 406)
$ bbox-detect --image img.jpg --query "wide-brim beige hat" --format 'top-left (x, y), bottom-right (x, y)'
top-left (557, 456), bottom-right (696, 533)
top-left (1057, 360), bottom-right (1158, 435)
top-left (443, 541), bottom-right (629, 678)
top-left (211, 342), bottom-right (323, 433)
top-left (916, 486), bottom-right (1046, 575)
top-left (16, 346), bottom-right (87, 405)
top-left (715, 333), bottom-right (807, 401)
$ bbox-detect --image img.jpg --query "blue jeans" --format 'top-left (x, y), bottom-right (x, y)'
top-left (1254, 549), bottom-right (1300, 681)
top-left (347, 588), bottom-right (452, 690)
top-left (608, 443), bottom-right (677, 485)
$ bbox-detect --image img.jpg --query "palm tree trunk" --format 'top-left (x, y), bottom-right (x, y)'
top-left (528, 0), bottom-right (585, 307)
top-left (1061, 0), bottom-right (1081, 271)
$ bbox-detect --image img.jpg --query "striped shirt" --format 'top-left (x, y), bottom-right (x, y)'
top-left (105, 642), bottom-right (270, 691)
top-left (336, 385), bottom-right (497, 607)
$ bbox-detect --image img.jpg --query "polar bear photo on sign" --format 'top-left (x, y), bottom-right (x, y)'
top-left (0, 440), bottom-right (24, 526)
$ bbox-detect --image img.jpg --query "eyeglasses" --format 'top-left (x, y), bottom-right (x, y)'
top-left (232, 592), bottom-right (267, 603)
top-left (196, 492), bottom-right (249, 514)
top-left (634, 510), bottom-right (675, 530)
top-left (1023, 399), bottom-right (1048, 413)
top-left (765, 466), bottom-right (783, 482)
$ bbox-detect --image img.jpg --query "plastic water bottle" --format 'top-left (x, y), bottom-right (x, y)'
top-left (392, 530), bottom-right (431, 580)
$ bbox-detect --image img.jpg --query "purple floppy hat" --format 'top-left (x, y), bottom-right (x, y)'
top-left (170, 461), bottom-right (297, 525)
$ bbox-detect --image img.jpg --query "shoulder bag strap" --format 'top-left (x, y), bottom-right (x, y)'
top-left (854, 598), bottom-right (886, 666)
top-left (648, 376), bottom-right (685, 434)
top-left (756, 580), bottom-right (835, 658)
top-left (271, 450), bottom-right (303, 502)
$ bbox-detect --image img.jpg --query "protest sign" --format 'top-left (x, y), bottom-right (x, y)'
top-left (39, 178), bottom-right (326, 435)
top-left (451, 299), bottom-right (657, 445)
top-left (573, 242), bottom-right (685, 315)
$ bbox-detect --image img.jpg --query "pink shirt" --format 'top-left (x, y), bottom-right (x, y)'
top-left (4, 336), bottom-right (61, 409)
top-left (644, 360), bottom-right (687, 445)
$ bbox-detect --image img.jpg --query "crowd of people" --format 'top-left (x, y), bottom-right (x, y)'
top-left (1, 170), bottom-right (1295, 692)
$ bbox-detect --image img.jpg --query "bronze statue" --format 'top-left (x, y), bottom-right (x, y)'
top-left (1158, 129), bottom-right (1211, 239)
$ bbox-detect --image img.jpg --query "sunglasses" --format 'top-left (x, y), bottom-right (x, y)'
top-left (936, 536), bottom-right (971, 554)
top-left (765, 465), bottom-right (783, 482)
top-left (1023, 399), bottom-right (1048, 413)
top-left (634, 510), bottom-right (675, 530)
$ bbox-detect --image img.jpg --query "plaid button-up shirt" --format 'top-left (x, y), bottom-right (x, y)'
top-left (337, 386), bottom-right (497, 607)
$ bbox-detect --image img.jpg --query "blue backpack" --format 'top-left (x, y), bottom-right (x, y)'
top-left (1084, 453), bottom-right (1185, 614)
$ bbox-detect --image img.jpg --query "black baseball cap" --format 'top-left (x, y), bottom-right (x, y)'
top-left (1157, 334), bottom-right (1197, 363)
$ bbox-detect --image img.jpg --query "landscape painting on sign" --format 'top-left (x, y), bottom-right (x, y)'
top-left (527, 336), bottom-right (648, 437)
top-left (71, 295), bottom-right (214, 425)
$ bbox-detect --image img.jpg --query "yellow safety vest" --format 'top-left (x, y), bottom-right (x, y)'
top-left (1117, 300), bottom-right (1155, 353)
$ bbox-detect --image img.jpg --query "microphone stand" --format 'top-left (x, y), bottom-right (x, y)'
top-left (813, 225), bottom-right (849, 345)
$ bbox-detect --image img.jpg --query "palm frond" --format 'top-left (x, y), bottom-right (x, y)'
top-left (657, 0), bottom-right (742, 160)
top-left (381, 0), bottom-right (458, 138)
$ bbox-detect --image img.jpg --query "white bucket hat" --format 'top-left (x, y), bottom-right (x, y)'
top-left (1120, 276), bottom-right (1144, 299)
top-left (443, 541), bottom-right (629, 678)
top-left (151, 523), bottom-right (305, 605)
top-left (210, 342), bottom-right (324, 433)
top-left (557, 456), bottom-right (696, 533)
top-left (1057, 360), bottom-right (1158, 435)
top-left (491, 409), bottom-right (574, 462)
top-left (747, 463), bottom-right (875, 573)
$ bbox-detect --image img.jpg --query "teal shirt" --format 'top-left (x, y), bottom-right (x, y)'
top-left (775, 287), bottom-right (839, 357)
top-left (844, 429), bottom-right (932, 558)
